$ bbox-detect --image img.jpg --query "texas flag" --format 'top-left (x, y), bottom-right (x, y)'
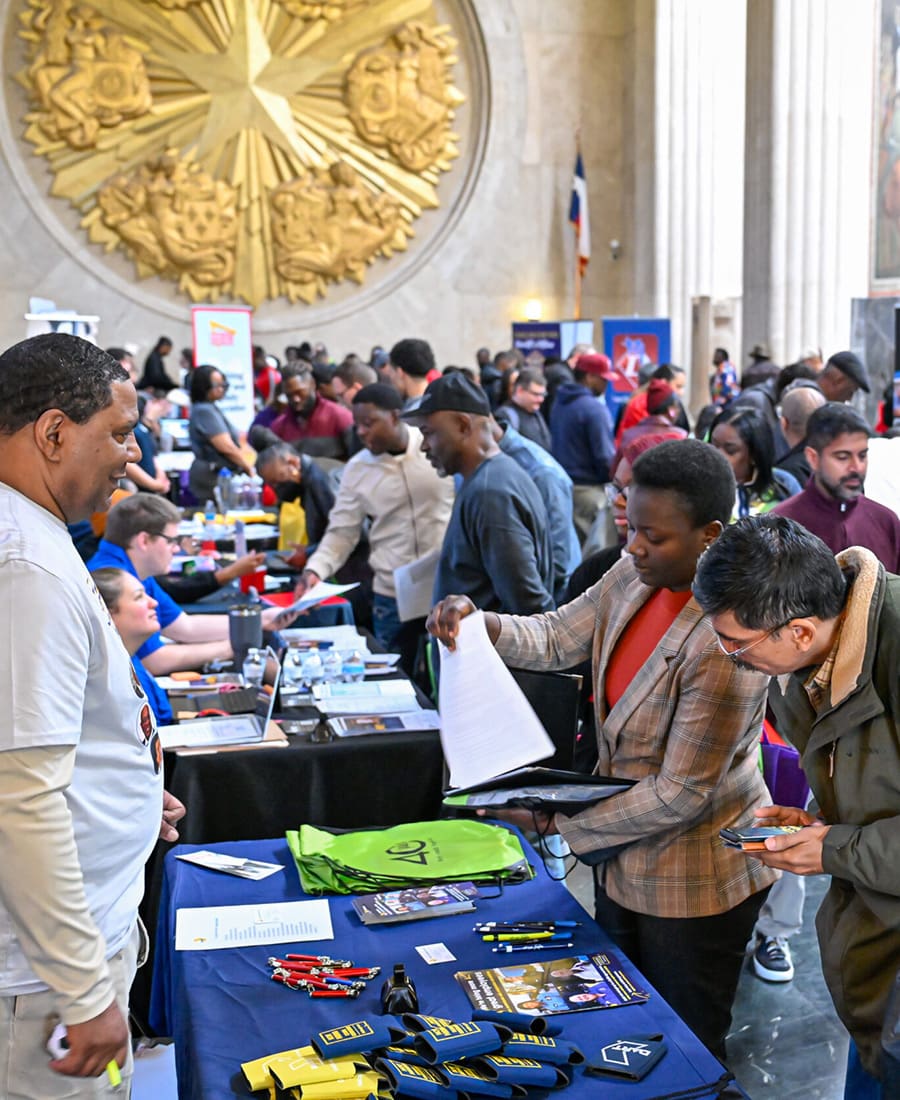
top-left (569, 151), bottom-right (591, 275)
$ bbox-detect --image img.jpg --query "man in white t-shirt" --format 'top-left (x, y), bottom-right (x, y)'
top-left (0, 333), bottom-right (184, 1097)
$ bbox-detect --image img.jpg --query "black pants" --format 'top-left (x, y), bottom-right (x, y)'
top-left (593, 882), bottom-right (769, 1063)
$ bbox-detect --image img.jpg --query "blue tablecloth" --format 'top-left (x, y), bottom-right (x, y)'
top-left (150, 834), bottom-right (745, 1099)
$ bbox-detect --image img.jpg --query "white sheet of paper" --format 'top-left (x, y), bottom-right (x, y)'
top-left (175, 899), bottom-right (333, 951)
top-left (416, 942), bottom-right (456, 964)
top-left (283, 581), bottom-right (358, 614)
top-left (438, 610), bottom-right (555, 788)
top-left (175, 851), bottom-right (283, 880)
top-left (313, 679), bottom-right (420, 714)
top-left (394, 549), bottom-right (441, 622)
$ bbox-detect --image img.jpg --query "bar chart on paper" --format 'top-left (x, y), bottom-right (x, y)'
top-left (175, 899), bottom-right (333, 950)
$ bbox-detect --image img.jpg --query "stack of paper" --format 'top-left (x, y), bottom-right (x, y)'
top-left (312, 679), bottom-right (419, 715)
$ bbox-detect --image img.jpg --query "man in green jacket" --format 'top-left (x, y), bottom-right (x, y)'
top-left (693, 514), bottom-right (900, 1098)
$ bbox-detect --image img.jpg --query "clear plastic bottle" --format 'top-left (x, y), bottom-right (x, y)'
top-left (201, 500), bottom-right (217, 555)
top-left (242, 647), bottom-right (265, 689)
top-left (215, 469), bottom-right (232, 513)
top-left (249, 474), bottom-right (263, 509)
top-left (301, 645), bottom-right (324, 691)
top-left (342, 650), bottom-right (366, 683)
top-left (322, 647), bottom-right (343, 683)
top-left (281, 643), bottom-right (305, 696)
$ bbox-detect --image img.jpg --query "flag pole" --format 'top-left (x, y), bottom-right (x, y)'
top-left (573, 129), bottom-right (583, 320)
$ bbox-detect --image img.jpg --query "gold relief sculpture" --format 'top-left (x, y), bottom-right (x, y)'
top-left (89, 150), bottom-right (238, 299)
top-left (23, 0), bottom-right (152, 149)
top-left (345, 21), bottom-right (464, 173)
top-left (12, 0), bottom-right (468, 305)
top-left (274, 0), bottom-right (354, 21)
top-left (271, 161), bottom-right (407, 302)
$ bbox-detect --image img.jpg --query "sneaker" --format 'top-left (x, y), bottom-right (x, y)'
top-left (753, 934), bottom-right (795, 982)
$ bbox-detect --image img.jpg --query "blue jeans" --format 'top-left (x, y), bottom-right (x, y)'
top-left (372, 593), bottom-right (403, 651)
top-left (372, 593), bottom-right (426, 680)
top-left (846, 1041), bottom-right (883, 1100)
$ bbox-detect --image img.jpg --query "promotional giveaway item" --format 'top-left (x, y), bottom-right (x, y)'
top-left (584, 1034), bottom-right (668, 1081)
top-left (245, 1010), bottom-right (587, 1099)
top-left (456, 952), bottom-right (650, 1016)
top-left (286, 820), bottom-right (535, 895)
top-left (352, 883), bottom-right (478, 926)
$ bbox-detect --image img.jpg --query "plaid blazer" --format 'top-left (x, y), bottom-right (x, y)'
top-left (495, 555), bottom-right (778, 917)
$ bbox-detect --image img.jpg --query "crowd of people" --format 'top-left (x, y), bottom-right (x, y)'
top-left (1, 330), bottom-right (899, 1097)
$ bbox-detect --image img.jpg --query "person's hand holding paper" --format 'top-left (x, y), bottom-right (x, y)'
top-left (435, 608), bottom-right (555, 790)
top-left (428, 594), bottom-right (500, 650)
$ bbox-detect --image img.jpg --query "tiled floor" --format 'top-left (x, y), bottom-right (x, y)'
top-left (133, 1040), bottom-right (178, 1098)
top-left (564, 862), bottom-right (847, 1099)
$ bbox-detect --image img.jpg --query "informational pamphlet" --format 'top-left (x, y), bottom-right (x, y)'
top-left (175, 899), bottom-right (333, 951)
top-left (352, 882), bottom-right (478, 925)
top-left (455, 952), bottom-right (649, 1016)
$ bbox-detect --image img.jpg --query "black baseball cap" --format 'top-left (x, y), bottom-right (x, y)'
top-left (825, 351), bottom-right (870, 394)
top-left (401, 372), bottom-right (491, 420)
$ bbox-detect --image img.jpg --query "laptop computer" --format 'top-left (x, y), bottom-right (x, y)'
top-left (158, 661), bottom-right (281, 750)
top-left (159, 417), bottom-right (191, 450)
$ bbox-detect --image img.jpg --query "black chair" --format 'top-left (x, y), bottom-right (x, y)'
top-left (508, 668), bottom-right (582, 770)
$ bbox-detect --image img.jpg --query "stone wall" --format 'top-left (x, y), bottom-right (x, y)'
top-left (0, 0), bottom-right (641, 369)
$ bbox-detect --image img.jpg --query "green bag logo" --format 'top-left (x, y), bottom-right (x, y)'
top-left (385, 839), bottom-right (431, 866)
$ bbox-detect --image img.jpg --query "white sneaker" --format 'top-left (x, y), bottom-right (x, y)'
top-left (753, 934), bottom-right (795, 982)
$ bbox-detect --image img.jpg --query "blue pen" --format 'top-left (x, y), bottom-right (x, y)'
top-left (493, 941), bottom-right (575, 954)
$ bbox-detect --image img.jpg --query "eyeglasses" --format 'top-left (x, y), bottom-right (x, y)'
top-left (153, 532), bottom-right (181, 547)
top-left (605, 482), bottom-right (627, 506)
top-left (211, 379), bottom-right (229, 391)
top-left (715, 622), bottom-right (790, 662)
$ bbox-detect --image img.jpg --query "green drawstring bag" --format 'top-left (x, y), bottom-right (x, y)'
top-left (286, 820), bottom-right (535, 895)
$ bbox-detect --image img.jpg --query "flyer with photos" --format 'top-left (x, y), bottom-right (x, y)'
top-left (455, 952), bottom-right (649, 1016)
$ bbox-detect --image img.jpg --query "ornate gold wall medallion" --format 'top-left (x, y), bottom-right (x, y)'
top-left (11, 0), bottom-right (470, 306)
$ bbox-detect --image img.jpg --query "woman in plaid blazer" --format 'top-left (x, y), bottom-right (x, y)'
top-left (429, 439), bottom-right (777, 1061)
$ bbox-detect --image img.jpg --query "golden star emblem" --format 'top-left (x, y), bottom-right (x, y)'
top-left (158, 0), bottom-right (308, 161)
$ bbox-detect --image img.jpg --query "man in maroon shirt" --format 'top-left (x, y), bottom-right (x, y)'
top-left (270, 362), bottom-right (354, 462)
top-left (774, 403), bottom-right (900, 571)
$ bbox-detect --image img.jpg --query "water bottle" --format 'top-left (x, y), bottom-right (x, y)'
top-left (249, 474), bottom-right (263, 509)
top-left (301, 646), bottom-right (324, 691)
top-left (234, 518), bottom-right (247, 559)
top-left (242, 646), bottom-right (265, 689)
top-left (323, 648), bottom-right (343, 683)
top-left (201, 499), bottom-right (217, 554)
top-left (281, 644), bottom-right (305, 696)
top-left (342, 650), bottom-right (366, 683)
top-left (215, 469), bottom-right (232, 512)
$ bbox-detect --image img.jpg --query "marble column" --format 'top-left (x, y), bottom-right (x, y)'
top-left (742, 0), bottom-right (876, 367)
top-left (629, 0), bottom-right (747, 390)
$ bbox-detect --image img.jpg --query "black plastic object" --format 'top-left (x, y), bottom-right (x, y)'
top-left (380, 963), bottom-right (419, 1015)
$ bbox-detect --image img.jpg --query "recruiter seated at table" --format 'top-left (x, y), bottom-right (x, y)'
top-left (88, 493), bottom-right (297, 674)
top-left (91, 567), bottom-right (173, 725)
top-left (427, 439), bottom-right (776, 1063)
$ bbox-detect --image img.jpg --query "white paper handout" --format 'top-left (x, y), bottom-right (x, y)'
top-left (175, 898), bottom-right (333, 951)
top-left (283, 581), bottom-right (359, 614)
top-left (394, 549), bottom-right (441, 622)
top-left (438, 610), bottom-right (554, 789)
top-left (175, 850), bottom-right (283, 880)
top-left (313, 679), bottom-right (421, 715)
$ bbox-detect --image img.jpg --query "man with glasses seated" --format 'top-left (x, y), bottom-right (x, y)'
top-left (694, 514), bottom-right (900, 1099)
top-left (88, 494), bottom-right (295, 674)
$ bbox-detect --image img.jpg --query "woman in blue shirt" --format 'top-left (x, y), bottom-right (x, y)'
top-left (91, 567), bottom-right (173, 724)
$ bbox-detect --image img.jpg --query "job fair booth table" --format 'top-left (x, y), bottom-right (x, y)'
top-left (149, 831), bottom-right (745, 1100)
